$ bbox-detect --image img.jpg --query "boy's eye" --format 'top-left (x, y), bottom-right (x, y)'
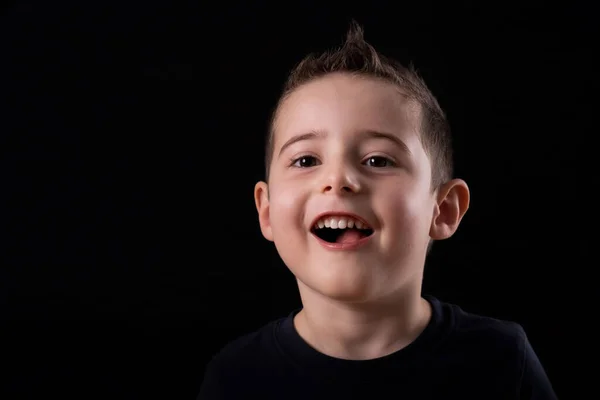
top-left (292, 156), bottom-right (320, 168)
top-left (290, 155), bottom-right (395, 168)
top-left (364, 156), bottom-right (395, 168)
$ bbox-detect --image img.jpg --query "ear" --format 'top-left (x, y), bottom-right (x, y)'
top-left (254, 181), bottom-right (274, 241)
top-left (429, 178), bottom-right (470, 240)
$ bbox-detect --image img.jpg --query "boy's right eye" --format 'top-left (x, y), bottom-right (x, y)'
top-left (291, 156), bottom-right (320, 168)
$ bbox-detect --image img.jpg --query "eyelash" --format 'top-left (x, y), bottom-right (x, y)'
top-left (289, 155), bottom-right (397, 168)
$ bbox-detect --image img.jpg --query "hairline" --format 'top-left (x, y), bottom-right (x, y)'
top-left (265, 72), bottom-right (436, 190)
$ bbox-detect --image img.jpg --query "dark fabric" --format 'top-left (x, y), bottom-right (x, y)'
top-left (198, 296), bottom-right (557, 399)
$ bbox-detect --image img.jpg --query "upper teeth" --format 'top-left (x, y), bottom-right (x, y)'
top-left (314, 217), bottom-right (367, 230)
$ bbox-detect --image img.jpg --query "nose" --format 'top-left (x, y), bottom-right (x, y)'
top-left (320, 163), bottom-right (362, 195)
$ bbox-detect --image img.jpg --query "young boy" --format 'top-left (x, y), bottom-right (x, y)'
top-left (198, 23), bottom-right (557, 399)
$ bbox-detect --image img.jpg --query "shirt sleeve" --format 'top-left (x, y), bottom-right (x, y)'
top-left (196, 358), bottom-right (227, 400)
top-left (516, 326), bottom-right (558, 399)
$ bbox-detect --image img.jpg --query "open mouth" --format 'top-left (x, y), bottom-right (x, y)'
top-left (310, 215), bottom-right (374, 244)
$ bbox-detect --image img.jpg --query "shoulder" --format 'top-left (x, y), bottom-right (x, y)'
top-left (197, 317), bottom-right (286, 399)
top-left (435, 297), bottom-right (527, 351)
top-left (426, 297), bottom-right (557, 398)
top-left (203, 315), bottom-right (285, 373)
top-left (428, 296), bottom-right (529, 372)
top-left (455, 307), bottom-right (557, 398)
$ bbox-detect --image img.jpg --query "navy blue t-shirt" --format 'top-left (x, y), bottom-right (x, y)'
top-left (198, 296), bottom-right (557, 399)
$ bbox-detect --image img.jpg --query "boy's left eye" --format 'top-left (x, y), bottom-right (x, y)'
top-left (364, 156), bottom-right (396, 168)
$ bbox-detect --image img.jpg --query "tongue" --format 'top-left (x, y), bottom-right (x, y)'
top-left (336, 229), bottom-right (364, 244)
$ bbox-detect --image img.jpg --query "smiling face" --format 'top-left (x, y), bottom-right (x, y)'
top-left (255, 73), bottom-right (465, 304)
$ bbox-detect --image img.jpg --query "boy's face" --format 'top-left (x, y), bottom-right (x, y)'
top-left (255, 73), bottom-right (463, 304)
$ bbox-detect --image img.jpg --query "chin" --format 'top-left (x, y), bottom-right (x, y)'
top-left (319, 289), bottom-right (374, 304)
top-left (299, 272), bottom-right (379, 304)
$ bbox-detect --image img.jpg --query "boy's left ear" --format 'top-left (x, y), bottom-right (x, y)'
top-left (429, 178), bottom-right (470, 240)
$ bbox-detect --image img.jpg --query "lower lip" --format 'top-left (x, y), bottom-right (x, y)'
top-left (311, 232), bottom-right (373, 251)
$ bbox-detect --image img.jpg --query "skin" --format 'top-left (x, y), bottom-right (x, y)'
top-left (254, 72), bottom-right (470, 360)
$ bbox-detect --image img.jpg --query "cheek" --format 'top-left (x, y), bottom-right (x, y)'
top-left (381, 186), bottom-right (432, 231)
top-left (268, 184), bottom-right (310, 263)
top-left (268, 184), bottom-right (307, 230)
top-left (378, 191), bottom-right (432, 262)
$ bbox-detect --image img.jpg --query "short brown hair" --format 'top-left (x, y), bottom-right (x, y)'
top-left (264, 22), bottom-right (453, 190)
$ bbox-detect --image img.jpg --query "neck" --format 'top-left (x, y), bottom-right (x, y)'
top-left (293, 281), bottom-right (431, 361)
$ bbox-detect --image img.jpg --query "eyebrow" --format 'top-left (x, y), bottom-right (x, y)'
top-left (277, 130), bottom-right (411, 158)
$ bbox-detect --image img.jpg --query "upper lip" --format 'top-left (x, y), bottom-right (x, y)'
top-left (310, 211), bottom-right (373, 230)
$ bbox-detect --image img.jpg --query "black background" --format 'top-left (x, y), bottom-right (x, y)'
top-left (1, 1), bottom-right (590, 398)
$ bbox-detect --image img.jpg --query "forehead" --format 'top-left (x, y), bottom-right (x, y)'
top-left (273, 73), bottom-right (421, 147)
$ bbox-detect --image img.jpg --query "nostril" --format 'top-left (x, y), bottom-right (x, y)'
top-left (322, 186), bottom-right (354, 193)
